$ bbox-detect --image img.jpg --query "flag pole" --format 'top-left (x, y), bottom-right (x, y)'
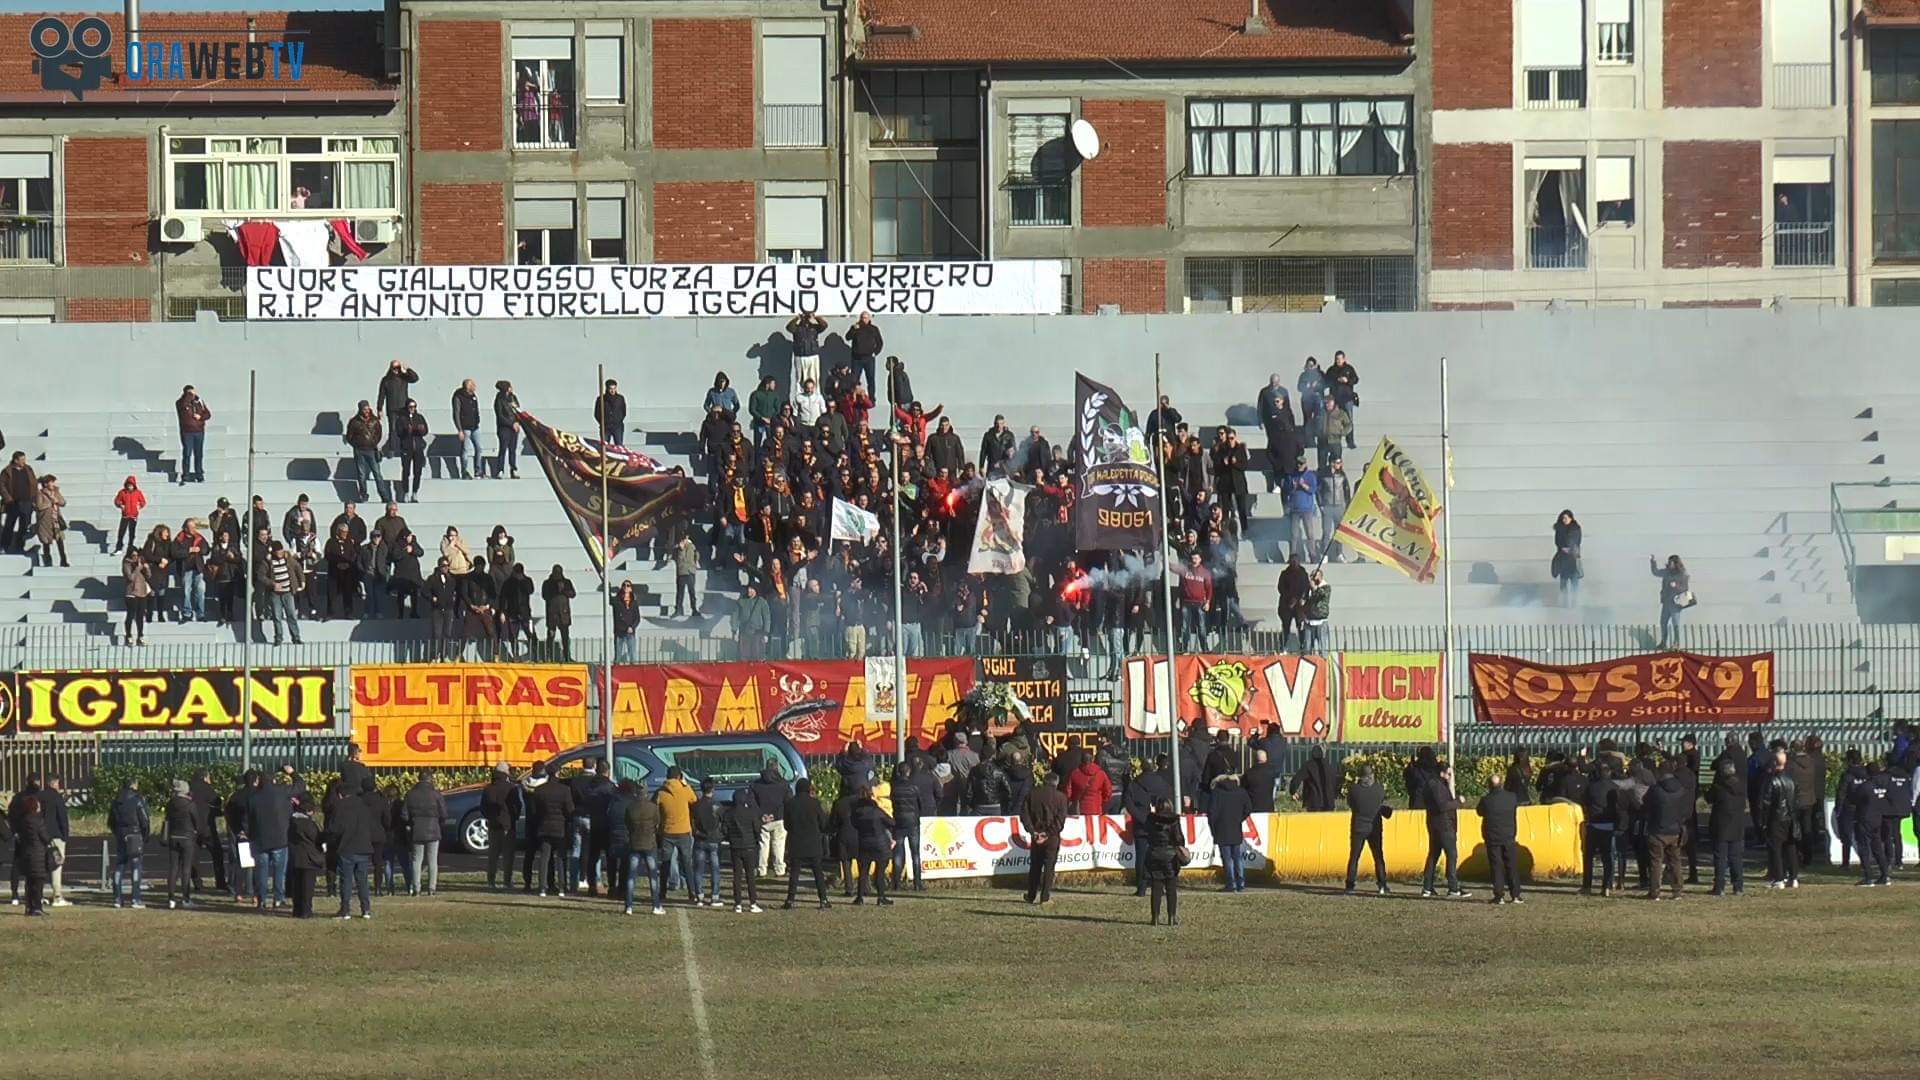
top-left (1440, 355), bottom-right (1456, 767)
top-left (1152, 353), bottom-right (1183, 812)
top-left (891, 438), bottom-right (907, 763)
top-left (598, 363), bottom-right (614, 770)
top-left (242, 370), bottom-right (256, 772)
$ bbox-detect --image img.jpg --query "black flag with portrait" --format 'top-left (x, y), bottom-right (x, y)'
top-left (1071, 373), bottom-right (1160, 551)
top-left (518, 411), bottom-right (691, 571)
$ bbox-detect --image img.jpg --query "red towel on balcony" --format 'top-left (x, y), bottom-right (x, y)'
top-left (233, 220), bottom-right (280, 266)
top-left (330, 218), bottom-right (370, 260)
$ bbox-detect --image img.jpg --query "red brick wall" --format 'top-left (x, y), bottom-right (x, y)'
top-left (653, 181), bottom-right (755, 261)
top-left (419, 21), bottom-right (502, 152)
top-left (1433, 0), bottom-right (1511, 110)
top-left (1663, 299), bottom-right (1764, 308)
top-left (64, 298), bottom-right (150, 322)
top-left (1432, 301), bottom-right (1515, 311)
top-left (65, 137), bottom-right (148, 267)
top-left (1080, 100), bottom-right (1165, 228)
top-left (1664, 0), bottom-right (1761, 108)
top-left (653, 19), bottom-right (753, 149)
top-left (1430, 144), bottom-right (1512, 271)
top-left (1082, 258), bottom-right (1165, 313)
top-left (1664, 141), bottom-right (1761, 269)
top-left (419, 183), bottom-right (504, 263)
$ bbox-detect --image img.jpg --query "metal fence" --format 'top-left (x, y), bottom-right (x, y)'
top-left (763, 103), bottom-right (826, 148)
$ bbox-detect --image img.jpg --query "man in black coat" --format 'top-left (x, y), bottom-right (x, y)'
top-left (1881, 753), bottom-right (1913, 871)
top-left (187, 768), bottom-right (226, 893)
top-left (1707, 760), bottom-right (1748, 895)
top-left (106, 779), bottom-right (150, 908)
top-left (1206, 774), bottom-right (1256, 893)
top-left (594, 378), bottom-right (628, 446)
top-left (246, 773), bottom-right (294, 911)
top-left (1242, 749), bottom-right (1280, 813)
top-left (1642, 765), bottom-right (1690, 899)
top-left (1581, 760), bottom-right (1621, 896)
top-left (1020, 774), bottom-right (1070, 905)
top-left (1420, 765), bottom-right (1470, 899)
top-left (480, 762), bottom-right (521, 892)
top-left (40, 777), bottom-right (70, 907)
top-left (1477, 771), bottom-right (1523, 904)
top-left (747, 764), bottom-right (792, 880)
top-left (783, 779), bottom-right (831, 909)
top-left (1853, 761), bottom-right (1892, 888)
top-left (376, 359), bottom-right (418, 453)
top-left (1835, 749), bottom-right (1870, 871)
top-left (890, 758), bottom-right (939, 891)
top-left (531, 771), bottom-right (576, 896)
top-left (326, 778), bottom-right (378, 918)
top-left (1344, 767), bottom-right (1392, 896)
top-left (1289, 745), bottom-right (1338, 811)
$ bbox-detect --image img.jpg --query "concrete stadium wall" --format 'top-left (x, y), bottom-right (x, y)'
top-left (4, 303), bottom-right (1918, 416)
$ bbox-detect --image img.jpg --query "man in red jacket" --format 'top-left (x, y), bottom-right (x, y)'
top-left (1063, 757), bottom-right (1114, 816)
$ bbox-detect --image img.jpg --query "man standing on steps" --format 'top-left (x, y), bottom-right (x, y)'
top-left (1020, 772), bottom-right (1070, 906)
top-left (346, 401), bottom-right (386, 504)
top-left (493, 380), bottom-right (521, 479)
top-left (175, 384), bottom-right (211, 484)
top-left (394, 400), bottom-right (430, 504)
top-left (451, 378), bottom-right (483, 480)
top-left (595, 379), bottom-right (628, 447)
top-left (846, 311), bottom-right (883, 399)
top-left (377, 360), bottom-right (418, 455)
top-left (0, 450), bottom-right (35, 552)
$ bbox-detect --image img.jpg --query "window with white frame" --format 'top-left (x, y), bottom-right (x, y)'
top-left (1596, 155), bottom-right (1634, 225)
top-left (762, 29), bottom-right (827, 148)
top-left (1185, 98), bottom-right (1410, 177)
top-left (1524, 157), bottom-right (1589, 269)
top-left (766, 189), bottom-right (827, 263)
top-left (1771, 0), bottom-right (1832, 108)
top-left (515, 189), bottom-right (576, 265)
top-left (1773, 156), bottom-right (1834, 267)
top-left (1521, 0), bottom-right (1586, 108)
top-left (512, 36), bottom-right (576, 149)
top-left (1008, 113), bottom-right (1071, 226)
top-left (1596, 0), bottom-right (1632, 63)
top-left (585, 184), bottom-right (625, 262)
top-left (584, 32), bottom-right (624, 104)
top-left (164, 136), bottom-right (398, 215)
top-left (0, 152), bottom-right (54, 263)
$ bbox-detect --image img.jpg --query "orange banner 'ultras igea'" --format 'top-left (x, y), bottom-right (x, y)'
top-left (350, 664), bottom-right (587, 766)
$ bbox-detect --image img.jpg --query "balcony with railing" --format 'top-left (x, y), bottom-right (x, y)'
top-left (1775, 221), bottom-right (1835, 267)
top-left (1527, 226), bottom-right (1589, 270)
top-left (512, 89), bottom-right (576, 150)
top-left (1524, 67), bottom-right (1586, 109)
top-left (1596, 23), bottom-right (1634, 64)
top-left (1773, 63), bottom-right (1833, 108)
top-left (1007, 178), bottom-right (1070, 227)
top-left (763, 103), bottom-right (826, 148)
top-left (0, 217), bottom-right (53, 263)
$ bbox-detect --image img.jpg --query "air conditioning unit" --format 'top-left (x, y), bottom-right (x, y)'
top-left (354, 218), bottom-right (399, 245)
top-left (159, 214), bottom-right (204, 244)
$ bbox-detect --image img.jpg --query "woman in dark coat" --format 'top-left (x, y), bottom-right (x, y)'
top-left (542, 565), bottom-right (575, 660)
top-left (782, 779), bottom-right (831, 909)
top-left (830, 785), bottom-right (862, 897)
top-left (287, 799), bottom-right (325, 918)
top-left (1551, 510), bottom-right (1582, 604)
top-left (1142, 797), bottom-right (1183, 926)
top-left (15, 795), bottom-right (51, 915)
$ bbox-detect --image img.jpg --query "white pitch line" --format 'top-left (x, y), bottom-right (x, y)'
top-left (675, 907), bottom-right (720, 1080)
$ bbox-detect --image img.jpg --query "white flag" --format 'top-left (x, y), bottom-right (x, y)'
top-left (830, 497), bottom-right (881, 543)
top-left (966, 477), bottom-right (1028, 574)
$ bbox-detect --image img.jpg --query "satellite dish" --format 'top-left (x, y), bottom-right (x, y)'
top-left (1070, 119), bottom-right (1101, 161)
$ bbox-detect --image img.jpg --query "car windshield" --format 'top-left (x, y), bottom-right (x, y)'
top-left (651, 742), bottom-right (793, 787)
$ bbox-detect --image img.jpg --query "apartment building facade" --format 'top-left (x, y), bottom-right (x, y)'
top-left (848, 0), bottom-right (1420, 313)
top-left (1425, 0), bottom-right (1851, 309)
top-left (1857, 0), bottom-right (1920, 304)
top-left (0, 11), bottom-right (403, 322)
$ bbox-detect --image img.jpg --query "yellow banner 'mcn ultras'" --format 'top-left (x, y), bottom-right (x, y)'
top-left (6, 669), bottom-right (337, 734)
